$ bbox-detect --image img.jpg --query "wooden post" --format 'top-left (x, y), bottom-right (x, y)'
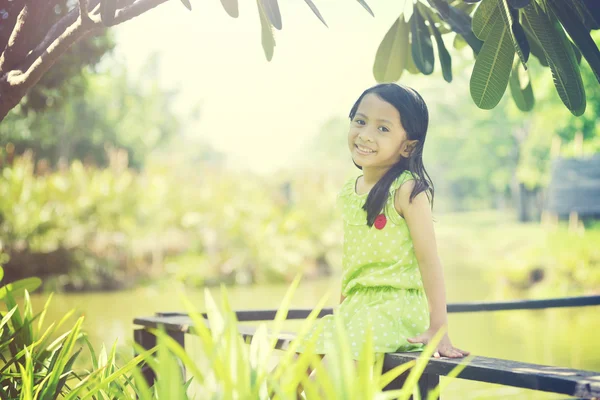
top-left (134, 328), bottom-right (156, 389)
top-left (382, 357), bottom-right (439, 399)
top-left (134, 327), bottom-right (186, 390)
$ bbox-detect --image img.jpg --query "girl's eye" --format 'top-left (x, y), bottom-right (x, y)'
top-left (355, 119), bottom-right (366, 125)
top-left (379, 126), bottom-right (390, 133)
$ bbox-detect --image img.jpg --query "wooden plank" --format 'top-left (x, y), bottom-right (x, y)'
top-left (134, 328), bottom-right (157, 390)
top-left (133, 314), bottom-right (600, 397)
top-left (385, 353), bottom-right (600, 398)
top-left (133, 315), bottom-right (298, 350)
top-left (151, 295), bottom-right (600, 322)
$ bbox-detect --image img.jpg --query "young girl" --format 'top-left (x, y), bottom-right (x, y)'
top-left (296, 83), bottom-right (468, 365)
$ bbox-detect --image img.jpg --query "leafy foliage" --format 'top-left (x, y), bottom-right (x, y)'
top-left (0, 152), bottom-right (342, 291)
top-left (0, 59), bottom-right (181, 169)
top-left (369, 0), bottom-right (600, 115)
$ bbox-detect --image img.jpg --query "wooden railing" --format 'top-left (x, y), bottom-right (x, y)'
top-left (133, 295), bottom-right (600, 399)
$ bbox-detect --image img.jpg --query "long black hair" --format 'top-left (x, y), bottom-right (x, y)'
top-left (348, 83), bottom-right (434, 227)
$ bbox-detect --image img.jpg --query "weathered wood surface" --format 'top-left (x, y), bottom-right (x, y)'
top-left (134, 313), bottom-right (600, 398)
top-left (147, 295), bottom-right (600, 325)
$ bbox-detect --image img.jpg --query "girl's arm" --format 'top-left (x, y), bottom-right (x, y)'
top-left (394, 180), bottom-right (469, 358)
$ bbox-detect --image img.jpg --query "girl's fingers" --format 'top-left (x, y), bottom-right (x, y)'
top-left (433, 351), bottom-right (440, 358)
top-left (407, 336), bottom-right (426, 344)
top-left (439, 346), bottom-right (466, 358)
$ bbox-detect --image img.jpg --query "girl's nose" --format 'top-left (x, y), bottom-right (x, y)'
top-left (359, 132), bottom-right (374, 143)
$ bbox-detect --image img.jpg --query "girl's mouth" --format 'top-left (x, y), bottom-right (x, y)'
top-left (355, 144), bottom-right (376, 155)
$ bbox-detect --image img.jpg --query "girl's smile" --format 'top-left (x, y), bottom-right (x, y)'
top-left (354, 143), bottom-right (376, 155)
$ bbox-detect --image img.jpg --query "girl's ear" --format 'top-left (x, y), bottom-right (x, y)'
top-left (401, 140), bottom-right (419, 158)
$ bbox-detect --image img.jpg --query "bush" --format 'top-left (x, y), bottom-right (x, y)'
top-left (0, 153), bottom-right (342, 291)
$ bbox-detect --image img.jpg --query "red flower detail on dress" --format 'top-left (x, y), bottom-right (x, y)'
top-left (374, 214), bottom-right (387, 230)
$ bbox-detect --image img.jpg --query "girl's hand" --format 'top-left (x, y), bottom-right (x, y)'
top-left (407, 329), bottom-right (470, 359)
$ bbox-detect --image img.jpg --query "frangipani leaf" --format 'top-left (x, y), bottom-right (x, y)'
top-left (427, 0), bottom-right (483, 53)
top-left (470, 16), bottom-right (515, 109)
top-left (507, 0), bottom-right (530, 9)
top-left (548, 0), bottom-right (600, 84)
top-left (257, 0), bottom-right (276, 61)
top-left (261, 0), bottom-right (282, 30)
top-left (179, 0), bottom-right (192, 11)
top-left (522, 17), bottom-right (549, 66)
top-left (373, 16), bottom-right (410, 82)
top-left (425, 8), bottom-right (452, 81)
top-left (509, 58), bottom-right (535, 111)
top-left (357, 0), bottom-right (374, 17)
top-left (499, 0), bottom-right (530, 65)
top-left (220, 0), bottom-right (239, 17)
top-left (523, 2), bottom-right (586, 115)
top-left (302, 0), bottom-right (328, 27)
top-left (411, 8), bottom-right (435, 75)
top-left (473, 0), bottom-right (499, 41)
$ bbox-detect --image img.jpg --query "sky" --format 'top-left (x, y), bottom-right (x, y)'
top-left (113, 0), bottom-right (442, 174)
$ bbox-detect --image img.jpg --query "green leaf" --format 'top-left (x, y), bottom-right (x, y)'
top-left (547, 0), bottom-right (600, 84)
top-left (507, 0), bottom-right (530, 8)
top-left (220, 0), bottom-right (239, 18)
top-left (427, 0), bottom-right (483, 53)
top-left (0, 277), bottom-right (42, 300)
top-left (257, 0), bottom-right (276, 61)
top-left (0, 266), bottom-right (4, 282)
top-left (425, 9), bottom-right (452, 82)
top-left (179, 0), bottom-right (192, 11)
top-left (411, 7), bottom-right (435, 75)
top-left (522, 17), bottom-right (549, 66)
top-left (260, 0), bottom-right (282, 30)
top-left (357, 0), bottom-right (374, 17)
top-left (509, 59), bottom-right (535, 111)
top-left (54, 347), bottom-right (83, 397)
top-left (572, 0), bottom-right (600, 29)
top-left (302, 0), bottom-right (328, 27)
top-left (470, 16), bottom-right (515, 109)
top-left (373, 16), bottom-right (410, 82)
top-left (473, 0), bottom-right (499, 41)
top-left (453, 33), bottom-right (468, 50)
top-left (499, 0), bottom-right (530, 65)
top-left (579, 0), bottom-right (600, 29)
top-left (523, 2), bottom-right (586, 116)
top-left (39, 317), bottom-right (84, 399)
top-left (405, 39), bottom-right (420, 74)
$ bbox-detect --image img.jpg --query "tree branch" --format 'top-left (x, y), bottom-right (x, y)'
top-left (79, 0), bottom-right (91, 24)
top-left (0, 1), bottom-right (25, 57)
top-left (0, 3), bottom-right (56, 73)
top-left (113, 0), bottom-right (170, 25)
top-left (0, 0), bottom-right (170, 121)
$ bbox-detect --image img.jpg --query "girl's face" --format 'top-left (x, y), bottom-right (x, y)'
top-left (348, 93), bottom-right (415, 170)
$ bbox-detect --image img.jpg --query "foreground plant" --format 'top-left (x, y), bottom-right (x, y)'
top-left (2, 271), bottom-right (469, 398)
top-left (118, 277), bottom-right (469, 399)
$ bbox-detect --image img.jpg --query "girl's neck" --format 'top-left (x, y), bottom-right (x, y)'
top-left (362, 167), bottom-right (391, 187)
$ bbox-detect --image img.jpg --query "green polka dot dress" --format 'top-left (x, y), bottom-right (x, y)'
top-left (296, 171), bottom-right (430, 359)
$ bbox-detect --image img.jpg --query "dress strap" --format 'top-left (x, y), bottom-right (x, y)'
top-left (389, 170), bottom-right (415, 193)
